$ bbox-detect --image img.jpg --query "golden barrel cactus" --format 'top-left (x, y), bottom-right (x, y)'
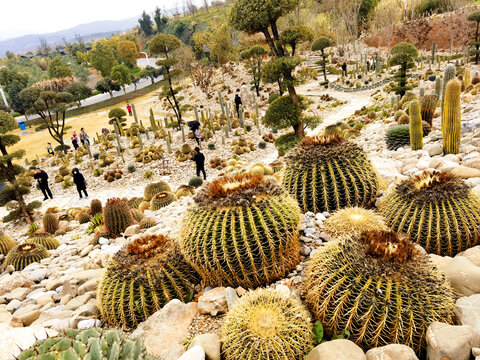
top-left (379, 171), bottom-right (480, 256)
top-left (305, 230), bottom-right (456, 355)
top-left (0, 233), bottom-right (15, 255)
top-left (5, 243), bottom-right (49, 271)
top-left (97, 235), bottom-right (199, 329)
top-left (26, 232), bottom-right (60, 250)
top-left (180, 173), bottom-right (301, 288)
top-left (282, 135), bottom-right (379, 213)
top-left (221, 288), bottom-right (313, 360)
top-left (324, 207), bottom-right (388, 239)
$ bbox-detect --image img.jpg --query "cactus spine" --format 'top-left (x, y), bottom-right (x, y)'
top-left (103, 198), bottom-right (134, 237)
top-left (0, 233), bottom-right (15, 255)
top-left (420, 94), bottom-right (437, 126)
top-left (42, 213), bottom-right (59, 234)
top-left (144, 182), bottom-right (171, 201)
top-left (26, 232), bottom-right (60, 250)
top-left (150, 192), bottom-right (176, 211)
top-left (409, 101), bottom-right (423, 150)
top-left (442, 79), bottom-right (461, 154)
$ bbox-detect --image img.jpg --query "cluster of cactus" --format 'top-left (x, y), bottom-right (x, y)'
top-left (180, 173), bottom-right (301, 288)
top-left (97, 235), bottom-right (199, 328)
top-left (175, 143), bottom-right (193, 162)
top-left (18, 328), bottom-right (154, 360)
top-left (305, 229), bottom-right (456, 356)
top-left (223, 159), bottom-right (247, 174)
top-left (127, 197), bottom-right (143, 209)
top-left (144, 182), bottom-right (171, 201)
top-left (385, 124), bottom-right (410, 150)
top-left (231, 137), bottom-right (256, 155)
top-left (26, 232), bottom-right (60, 250)
top-left (43, 213), bottom-right (59, 234)
top-left (245, 162), bottom-right (274, 176)
top-left (139, 217), bottom-right (157, 229)
top-left (283, 135), bottom-right (379, 213)
top-left (379, 171), bottom-right (480, 256)
top-left (90, 199), bottom-right (102, 216)
top-left (97, 153), bottom-right (115, 168)
top-left (175, 185), bottom-right (196, 198)
top-left (150, 192), bottom-right (176, 211)
top-left (103, 198), bottom-right (134, 237)
top-left (324, 207), bottom-right (388, 238)
top-left (409, 101), bottom-right (423, 150)
top-left (5, 243), bottom-right (49, 271)
top-left (262, 133), bottom-right (276, 143)
top-left (421, 94), bottom-right (437, 126)
top-left (93, 168), bottom-right (104, 177)
top-left (103, 169), bottom-right (123, 182)
top-left (127, 123), bottom-right (146, 136)
top-left (442, 79), bottom-right (461, 154)
top-left (0, 233), bottom-right (15, 255)
top-left (134, 145), bottom-right (164, 163)
top-left (209, 157), bottom-right (227, 170)
top-left (221, 289), bottom-right (313, 360)
top-left (55, 166), bottom-right (72, 184)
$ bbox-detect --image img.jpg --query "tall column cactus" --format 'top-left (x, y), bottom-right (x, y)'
top-left (409, 101), bottom-right (423, 150)
top-left (435, 77), bottom-right (443, 98)
top-left (465, 68), bottom-right (471, 87)
top-left (442, 79), bottom-right (462, 155)
top-left (441, 64), bottom-right (456, 115)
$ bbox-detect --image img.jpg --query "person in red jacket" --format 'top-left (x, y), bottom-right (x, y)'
top-left (126, 103), bottom-right (132, 116)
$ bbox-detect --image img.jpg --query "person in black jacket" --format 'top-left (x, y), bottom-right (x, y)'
top-left (234, 92), bottom-right (243, 117)
top-left (72, 168), bottom-right (88, 199)
top-left (192, 147), bottom-right (206, 180)
top-left (34, 168), bottom-right (53, 201)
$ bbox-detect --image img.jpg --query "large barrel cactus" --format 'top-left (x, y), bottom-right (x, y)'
top-left (42, 213), bottom-right (59, 234)
top-left (0, 233), bottom-right (15, 255)
top-left (18, 328), bottom-right (154, 360)
top-left (379, 171), bottom-right (480, 256)
top-left (5, 243), bottom-right (49, 271)
top-left (305, 229), bottom-right (456, 355)
top-left (26, 232), bottom-right (60, 250)
top-left (103, 198), bottom-right (134, 237)
top-left (282, 135), bottom-right (379, 213)
top-left (97, 235), bottom-right (199, 329)
top-left (221, 288), bottom-right (313, 360)
top-left (144, 181), bottom-right (171, 201)
top-left (180, 173), bottom-right (301, 288)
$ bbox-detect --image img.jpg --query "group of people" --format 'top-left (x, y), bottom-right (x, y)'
top-left (71, 128), bottom-right (90, 150)
top-left (34, 167), bottom-right (88, 201)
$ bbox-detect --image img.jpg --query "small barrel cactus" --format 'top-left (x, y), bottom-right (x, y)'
top-left (78, 212), bottom-right (92, 225)
top-left (324, 207), bottom-right (388, 239)
top-left (42, 213), bottom-right (59, 234)
top-left (103, 198), bottom-right (134, 237)
top-left (90, 199), bottom-right (102, 216)
top-left (150, 192), bottom-right (176, 211)
top-left (144, 181), bottom-right (171, 201)
top-left (5, 243), bottom-right (49, 271)
top-left (26, 232), bottom-right (60, 250)
top-left (385, 125), bottom-right (410, 150)
top-left (18, 328), bottom-right (154, 360)
top-left (0, 233), bottom-right (15, 255)
top-left (131, 208), bottom-right (145, 222)
top-left (175, 185), bottom-right (196, 198)
top-left (139, 217), bottom-right (157, 229)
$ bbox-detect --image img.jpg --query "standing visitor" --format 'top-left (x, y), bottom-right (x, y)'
top-left (72, 168), bottom-right (88, 199)
top-left (192, 147), bottom-right (206, 180)
top-left (80, 128), bottom-right (90, 145)
top-left (127, 103), bottom-right (133, 116)
top-left (234, 92), bottom-right (243, 117)
top-left (342, 62), bottom-right (347, 77)
top-left (34, 168), bottom-right (53, 201)
top-left (194, 128), bottom-right (202, 146)
top-left (72, 136), bottom-right (79, 150)
top-left (46, 143), bottom-right (54, 156)
top-left (73, 130), bottom-right (79, 144)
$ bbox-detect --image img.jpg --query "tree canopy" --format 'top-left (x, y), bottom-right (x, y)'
top-left (118, 40), bottom-right (139, 68)
top-left (390, 42), bottom-right (418, 67)
top-left (280, 25), bottom-right (314, 56)
top-left (110, 64), bottom-right (132, 94)
top-left (149, 34), bottom-right (182, 56)
top-left (89, 41), bottom-right (118, 77)
top-left (64, 82), bottom-right (92, 108)
top-left (138, 11), bottom-right (154, 36)
top-left (48, 56), bottom-right (73, 79)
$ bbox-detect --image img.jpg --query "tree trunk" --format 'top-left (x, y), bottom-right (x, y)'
top-left (292, 43), bottom-right (296, 57)
top-left (14, 189), bottom-right (33, 224)
top-left (262, 29), bottom-right (279, 57)
top-left (322, 49), bottom-right (327, 82)
top-left (278, 80), bottom-right (283, 95)
top-left (270, 21), bottom-right (285, 56)
top-left (293, 122), bottom-right (305, 138)
top-left (109, 91), bottom-right (114, 99)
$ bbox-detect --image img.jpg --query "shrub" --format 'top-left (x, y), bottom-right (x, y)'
top-left (127, 164), bottom-right (136, 173)
top-left (208, 142), bottom-right (215, 150)
top-left (274, 132), bottom-right (302, 156)
top-left (188, 176), bottom-right (203, 188)
top-left (97, 235), bottom-right (199, 328)
top-left (258, 141), bottom-right (267, 149)
top-left (180, 174), bottom-right (301, 288)
top-left (5, 243), bottom-right (49, 271)
top-left (93, 152), bottom-right (100, 160)
top-left (268, 93), bottom-right (280, 104)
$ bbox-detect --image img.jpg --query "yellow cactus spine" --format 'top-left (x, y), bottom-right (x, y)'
top-left (465, 68), bottom-right (471, 87)
top-left (409, 101), bottom-right (423, 150)
top-left (442, 79), bottom-right (461, 154)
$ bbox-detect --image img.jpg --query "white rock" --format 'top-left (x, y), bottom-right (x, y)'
top-left (198, 288), bottom-right (227, 316)
top-left (443, 256), bottom-right (480, 296)
top-left (0, 324), bottom-right (58, 359)
top-left (178, 346), bottom-right (205, 360)
top-left (27, 269), bottom-right (48, 283)
top-left (77, 319), bottom-right (101, 330)
top-left (366, 344), bottom-right (418, 360)
top-left (275, 284), bottom-right (291, 299)
top-left (427, 322), bottom-right (480, 360)
top-left (306, 339), bottom-right (366, 360)
top-left (456, 295), bottom-right (480, 332)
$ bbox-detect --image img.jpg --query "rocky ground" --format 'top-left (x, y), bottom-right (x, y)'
top-left (3, 53), bottom-right (480, 360)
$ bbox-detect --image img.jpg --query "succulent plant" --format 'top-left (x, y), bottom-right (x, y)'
top-left (282, 135), bottom-right (379, 213)
top-left (18, 328), bottom-right (154, 360)
top-left (385, 124), bottom-right (410, 150)
top-left (131, 208), bottom-right (145, 222)
top-left (78, 212), bottom-right (92, 225)
top-left (90, 199), bottom-right (102, 216)
top-left (324, 207), bottom-right (388, 239)
top-left (138, 201), bottom-right (150, 213)
top-left (379, 171), bottom-right (480, 256)
top-left (43, 213), bottom-right (59, 234)
top-left (221, 288), bottom-right (313, 360)
top-left (421, 94), bottom-right (437, 126)
top-left (442, 79), bottom-right (461, 154)
top-left (188, 176), bottom-right (203, 188)
top-left (139, 217), bottom-right (157, 229)
top-left (97, 235), bottom-right (199, 329)
top-left (409, 101), bottom-right (423, 150)
top-left (128, 197), bottom-right (144, 209)
top-left (5, 243), bottom-right (49, 271)
top-left (305, 229), bottom-right (456, 355)
top-left (175, 185), bottom-right (196, 198)
top-left (0, 233), bottom-right (15, 255)
top-left (103, 198), bottom-right (134, 237)
top-left (26, 223), bottom-right (39, 236)
top-left (150, 192), bottom-right (176, 211)
top-left (144, 182), bottom-right (171, 201)
top-left (180, 173), bottom-right (301, 288)
top-left (26, 232), bottom-right (60, 250)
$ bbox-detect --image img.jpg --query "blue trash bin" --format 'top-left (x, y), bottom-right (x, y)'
top-left (18, 121), bottom-right (26, 130)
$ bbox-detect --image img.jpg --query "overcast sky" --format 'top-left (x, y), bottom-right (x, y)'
top-left (0, 0), bottom-right (195, 40)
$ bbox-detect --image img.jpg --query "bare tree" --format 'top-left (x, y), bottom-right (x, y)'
top-left (374, 0), bottom-right (403, 54)
top-left (37, 38), bottom-right (50, 57)
top-left (322, 0), bottom-right (362, 49)
top-left (203, 0), bottom-right (209, 13)
top-left (186, 0), bottom-right (198, 15)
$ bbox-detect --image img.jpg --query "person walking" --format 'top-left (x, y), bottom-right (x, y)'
top-left (46, 143), bottom-right (54, 156)
top-left (192, 147), bottom-right (206, 180)
top-left (72, 136), bottom-right (79, 150)
top-left (72, 168), bottom-right (88, 199)
top-left (342, 62), bottom-right (347, 77)
top-left (34, 168), bottom-right (53, 201)
top-left (80, 128), bottom-right (90, 145)
top-left (234, 92), bottom-right (243, 117)
top-left (194, 128), bottom-right (202, 146)
top-left (127, 103), bottom-right (133, 116)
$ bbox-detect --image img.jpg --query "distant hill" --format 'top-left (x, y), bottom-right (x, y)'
top-left (0, 17), bottom-right (140, 55)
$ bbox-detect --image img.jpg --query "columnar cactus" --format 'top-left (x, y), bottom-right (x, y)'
top-left (97, 235), bottom-right (199, 329)
top-left (221, 289), bottom-right (314, 360)
top-left (150, 192), bottom-right (176, 211)
top-left (26, 232), bottom-right (60, 250)
top-left (435, 77), bottom-right (443, 98)
top-left (42, 213), bottom-right (59, 234)
top-left (5, 243), bottom-right (49, 271)
top-left (409, 101), bottom-right (423, 150)
top-left (144, 181), bottom-right (171, 201)
top-left (90, 199), bottom-right (102, 216)
top-left (180, 174), bottom-right (301, 288)
top-left (282, 135), bottom-right (379, 213)
top-left (103, 198), bottom-right (134, 237)
top-left (379, 171), bottom-right (480, 256)
top-left (0, 233), bottom-right (15, 255)
top-left (420, 94), bottom-right (437, 126)
top-left (465, 68), bottom-right (471, 87)
top-left (441, 63), bottom-right (456, 114)
top-left (442, 79), bottom-right (461, 154)
top-left (305, 230), bottom-right (456, 355)
top-left (18, 328), bottom-right (154, 360)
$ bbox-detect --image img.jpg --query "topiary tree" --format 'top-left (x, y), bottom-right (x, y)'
top-left (150, 34), bottom-right (185, 128)
top-left (64, 82), bottom-right (92, 108)
top-left (0, 111), bottom-right (34, 223)
top-left (108, 108), bottom-right (127, 133)
top-left (264, 94), bottom-right (307, 138)
top-left (110, 64), bottom-right (132, 94)
top-left (280, 25), bottom-right (315, 57)
top-left (312, 37), bottom-right (334, 82)
top-left (241, 45), bottom-right (267, 97)
top-left (468, 11), bottom-right (480, 65)
top-left (390, 42), bottom-right (418, 97)
top-left (139, 65), bottom-right (163, 85)
top-left (95, 77), bottom-right (121, 99)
